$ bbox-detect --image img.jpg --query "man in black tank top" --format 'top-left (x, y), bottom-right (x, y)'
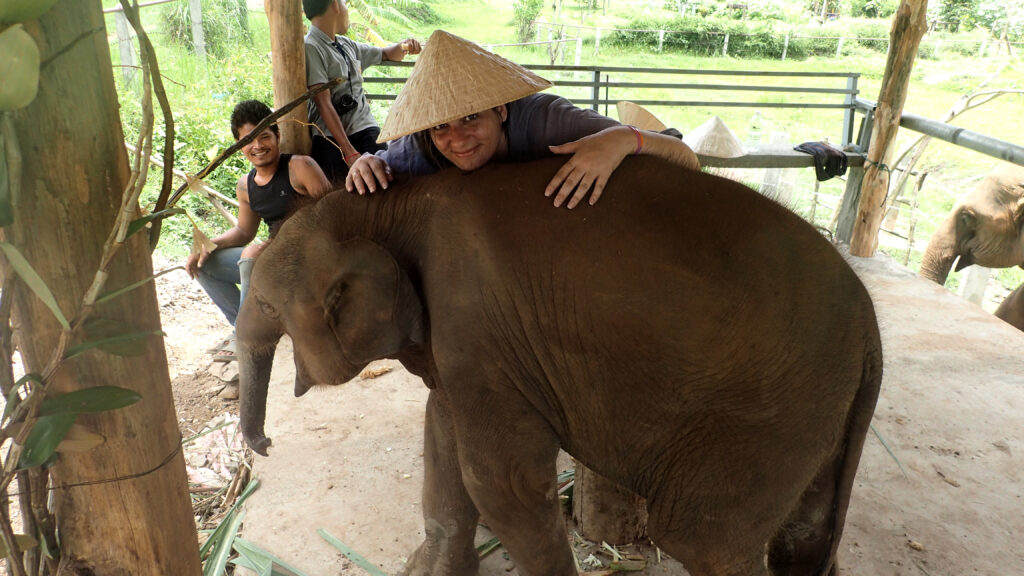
top-left (185, 100), bottom-right (331, 364)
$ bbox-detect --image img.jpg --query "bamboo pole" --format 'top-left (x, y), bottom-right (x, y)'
top-left (850, 0), bottom-right (928, 257)
top-left (265, 0), bottom-right (311, 155)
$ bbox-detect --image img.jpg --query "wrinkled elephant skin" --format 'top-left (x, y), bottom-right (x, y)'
top-left (995, 282), bottom-right (1024, 331)
top-left (237, 156), bottom-right (883, 576)
top-left (919, 162), bottom-right (1024, 285)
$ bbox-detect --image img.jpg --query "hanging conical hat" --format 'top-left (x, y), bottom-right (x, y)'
top-left (616, 101), bottom-right (667, 132)
top-left (377, 30), bottom-right (553, 143)
top-left (683, 116), bottom-right (746, 158)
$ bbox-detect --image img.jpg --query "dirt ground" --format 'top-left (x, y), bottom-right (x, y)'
top-left (156, 252), bottom-right (1024, 575)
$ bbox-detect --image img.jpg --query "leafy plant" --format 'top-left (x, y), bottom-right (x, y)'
top-left (162, 0), bottom-right (252, 59)
top-left (514, 0), bottom-right (545, 43)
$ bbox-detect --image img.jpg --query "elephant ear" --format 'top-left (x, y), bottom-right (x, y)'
top-left (322, 238), bottom-right (425, 365)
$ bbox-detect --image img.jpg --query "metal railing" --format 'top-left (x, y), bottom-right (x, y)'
top-left (364, 61), bottom-right (861, 146)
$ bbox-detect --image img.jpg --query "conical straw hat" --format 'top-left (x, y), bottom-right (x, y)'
top-left (616, 101), bottom-right (667, 132)
top-left (377, 30), bottom-right (552, 143)
top-left (683, 116), bottom-right (746, 158)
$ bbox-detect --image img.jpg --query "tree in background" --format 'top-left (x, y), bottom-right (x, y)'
top-left (514, 0), bottom-right (545, 42)
top-left (974, 0), bottom-right (1023, 45)
top-left (937, 0), bottom-right (978, 32)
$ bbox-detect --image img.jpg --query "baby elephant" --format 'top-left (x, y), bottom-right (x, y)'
top-left (237, 156), bottom-right (882, 576)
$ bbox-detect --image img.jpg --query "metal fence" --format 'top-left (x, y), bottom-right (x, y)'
top-left (366, 61), bottom-right (862, 146)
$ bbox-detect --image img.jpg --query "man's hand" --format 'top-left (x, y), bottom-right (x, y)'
top-left (345, 154), bottom-right (393, 195)
top-left (185, 248), bottom-right (213, 279)
top-left (401, 38), bottom-right (422, 55)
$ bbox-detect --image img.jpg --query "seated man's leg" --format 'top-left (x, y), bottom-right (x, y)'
top-left (195, 247), bottom-right (244, 326)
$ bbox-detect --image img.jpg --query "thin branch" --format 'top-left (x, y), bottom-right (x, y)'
top-left (166, 78), bottom-right (341, 208)
top-left (111, 65), bottom-right (186, 88)
top-left (118, 0), bottom-right (177, 249)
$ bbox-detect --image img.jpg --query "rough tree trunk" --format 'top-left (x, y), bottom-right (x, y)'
top-left (850, 0), bottom-right (928, 256)
top-left (1, 1), bottom-right (201, 573)
top-left (265, 0), bottom-right (311, 155)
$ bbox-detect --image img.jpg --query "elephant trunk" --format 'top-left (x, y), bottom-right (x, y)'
top-left (919, 214), bottom-right (958, 284)
top-left (239, 338), bottom-right (277, 456)
top-left (236, 298), bottom-right (283, 457)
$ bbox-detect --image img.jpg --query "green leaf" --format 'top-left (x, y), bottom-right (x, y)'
top-left (40, 386), bottom-right (141, 416)
top-left (477, 536), bottom-right (502, 559)
top-left (65, 317), bottom-right (163, 359)
top-left (0, 533), bottom-right (38, 557)
top-left (317, 529), bottom-right (387, 576)
top-left (200, 478), bottom-right (261, 559)
top-left (0, 242), bottom-right (69, 330)
top-left (126, 208), bottom-right (186, 239)
top-left (202, 510), bottom-right (245, 576)
top-left (1, 373), bottom-right (37, 424)
top-left (231, 538), bottom-right (310, 576)
top-left (18, 413), bottom-right (76, 469)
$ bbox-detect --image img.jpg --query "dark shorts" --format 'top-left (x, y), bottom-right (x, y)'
top-left (311, 126), bottom-right (387, 183)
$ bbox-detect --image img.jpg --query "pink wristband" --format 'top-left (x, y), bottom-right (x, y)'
top-left (627, 125), bottom-right (644, 154)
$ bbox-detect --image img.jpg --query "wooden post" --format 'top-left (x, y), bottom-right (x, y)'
top-left (573, 464), bottom-right (647, 545)
top-left (849, 0), bottom-right (928, 257)
top-left (188, 0), bottom-right (206, 60)
top-left (594, 27), bottom-right (601, 56)
top-left (575, 36), bottom-right (582, 66)
top-left (265, 0), bottom-right (311, 155)
top-left (782, 32), bottom-right (789, 60)
top-left (114, 12), bottom-right (137, 87)
top-left (723, 33), bottom-right (729, 56)
top-left (658, 29), bottom-right (665, 52)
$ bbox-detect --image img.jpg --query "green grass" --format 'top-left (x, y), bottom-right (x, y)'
top-left (105, 0), bottom-right (1024, 292)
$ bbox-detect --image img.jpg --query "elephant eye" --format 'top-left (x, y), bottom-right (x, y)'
top-left (255, 295), bottom-right (279, 319)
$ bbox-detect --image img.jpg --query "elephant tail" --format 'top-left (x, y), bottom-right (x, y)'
top-left (768, 331), bottom-right (883, 575)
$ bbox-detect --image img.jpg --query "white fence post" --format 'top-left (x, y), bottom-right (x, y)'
top-left (658, 29), bottom-right (665, 52)
top-left (536, 22), bottom-right (542, 43)
top-left (188, 0), bottom-right (206, 61)
top-left (836, 36), bottom-right (844, 57)
top-left (978, 38), bottom-right (987, 57)
top-left (594, 27), bottom-right (601, 56)
top-left (723, 33), bottom-right (729, 56)
top-left (782, 33), bottom-right (789, 60)
top-left (114, 11), bottom-right (137, 87)
top-left (575, 36), bottom-right (582, 66)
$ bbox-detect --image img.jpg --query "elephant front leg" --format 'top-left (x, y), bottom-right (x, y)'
top-left (457, 408), bottom-right (576, 576)
top-left (399, 390), bottom-right (480, 576)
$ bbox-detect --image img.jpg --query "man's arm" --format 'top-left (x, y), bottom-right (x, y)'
top-left (186, 177), bottom-right (261, 277)
top-left (288, 155), bottom-right (332, 199)
top-left (381, 38), bottom-right (421, 62)
top-left (310, 87), bottom-right (359, 164)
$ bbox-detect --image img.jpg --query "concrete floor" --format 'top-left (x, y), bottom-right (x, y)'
top-left (237, 252), bottom-right (1024, 575)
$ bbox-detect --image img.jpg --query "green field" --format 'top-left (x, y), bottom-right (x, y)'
top-left (102, 0), bottom-right (1024, 293)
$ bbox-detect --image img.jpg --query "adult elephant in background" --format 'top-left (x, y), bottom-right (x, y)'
top-left (236, 156), bottom-right (883, 576)
top-left (919, 162), bottom-right (1024, 284)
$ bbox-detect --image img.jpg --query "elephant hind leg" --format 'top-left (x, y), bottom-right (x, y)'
top-left (765, 456), bottom-right (842, 576)
top-left (645, 500), bottom-right (771, 576)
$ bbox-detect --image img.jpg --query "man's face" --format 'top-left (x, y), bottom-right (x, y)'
top-left (334, 0), bottom-right (350, 35)
top-left (237, 123), bottom-right (280, 169)
top-left (428, 106), bottom-right (508, 172)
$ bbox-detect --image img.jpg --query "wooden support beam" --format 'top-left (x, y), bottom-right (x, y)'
top-left (265, 0), bottom-right (311, 155)
top-left (849, 0), bottom-right (928, 256)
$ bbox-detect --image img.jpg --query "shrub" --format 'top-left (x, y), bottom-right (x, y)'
top-left (513, 0), bottom-right (544, 43)
top-left (162, 0), bottom-right (252, 59)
